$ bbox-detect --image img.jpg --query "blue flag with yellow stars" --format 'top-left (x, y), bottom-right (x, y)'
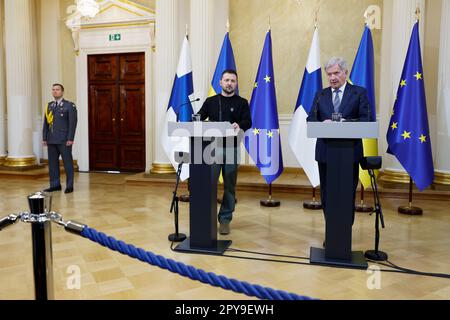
top-left (387, 22), bottom-right (434, 191)
top-left (245, 30), bottom-right (283, 184)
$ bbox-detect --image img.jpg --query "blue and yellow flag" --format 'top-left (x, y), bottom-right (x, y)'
top-left (245, 31), bottom-right (283, 184)
top-left (209, 32), bottom-right (238, 184)
top-left (208, 32), bottom-right (238, 97)
top-left (386, 22), bottom-right (434, 191)
top-left (349, 25), bottom-right (378, 189)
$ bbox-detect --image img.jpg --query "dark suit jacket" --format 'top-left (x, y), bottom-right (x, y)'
top-left (307, 83), bottom-right (371, 163)
top-left (43, 99), bottom-right (78, 144)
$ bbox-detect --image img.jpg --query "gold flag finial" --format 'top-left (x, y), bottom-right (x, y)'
top-left (364, 9), bottom-right (369, 26)
top-left (226, 19), bottom-right (230, 33)
top-left (314, 0), bottom-right (322, 28)
top-left (415, 7), bottom-right (420, 21)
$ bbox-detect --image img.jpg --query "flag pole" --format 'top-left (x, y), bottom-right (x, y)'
top-left (303, 187), bottom-right (322, 210)
top-left (387, 7), bottom-right (430, 215)
top-left (179, 24), bottom-right (190, 203)
top-left (398, 177), bottom-right (423, 215)
top-left (355, 184), bottom-right (373, 213)
top-left (302, 19), bottom-right (322, 211)
top-left (355, 13), bottom-right (375, 214)
top-left (260, 183), bottom-right (280, 207)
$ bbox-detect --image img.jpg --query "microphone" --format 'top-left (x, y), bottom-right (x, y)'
top-left (176, 98), bottom-right (200, 121)
top-left (360, 89), bottom-right (371, 122)
top-left (312, 92), bottom-right (323, 121)
top-left (218, 95), bottom-right (222, 122)
top-left (177, 98), bottom-right (200, 108)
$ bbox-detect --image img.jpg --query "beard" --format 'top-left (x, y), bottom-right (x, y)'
top-left (222, 86), bottom-right (235, 95)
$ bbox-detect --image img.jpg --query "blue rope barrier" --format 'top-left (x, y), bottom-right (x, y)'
top-left (81, 227), bottom-right (316, 300)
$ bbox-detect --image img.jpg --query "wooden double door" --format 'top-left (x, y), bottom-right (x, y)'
top-left (88, 52), bottom-right (145, 172)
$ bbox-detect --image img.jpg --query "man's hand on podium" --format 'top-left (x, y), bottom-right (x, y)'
top-left (232, 122), bottom-right (240, 132)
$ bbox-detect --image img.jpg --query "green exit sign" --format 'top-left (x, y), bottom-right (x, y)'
top-left (109, 34), bottom-right (121, 41)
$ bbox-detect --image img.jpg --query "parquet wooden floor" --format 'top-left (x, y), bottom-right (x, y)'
top-left (0, 172), bottom-right (449, 300)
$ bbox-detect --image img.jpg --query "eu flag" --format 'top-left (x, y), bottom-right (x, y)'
top-left (245, 31), bottom-right (283, 184)
top-left (386, 22), bottom-right (434, 191)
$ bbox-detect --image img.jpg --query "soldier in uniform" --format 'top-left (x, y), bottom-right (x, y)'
top-left (42, 84), bottom-right (78, 194)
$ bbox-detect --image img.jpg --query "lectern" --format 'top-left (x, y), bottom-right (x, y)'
top-left (307, 122), bottom-right (378, 269)
top-left (168, 121), bottom-right (237, 255)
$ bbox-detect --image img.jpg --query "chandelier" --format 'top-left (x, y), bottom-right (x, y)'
top-left (77, 0), bottom-right (100, 18)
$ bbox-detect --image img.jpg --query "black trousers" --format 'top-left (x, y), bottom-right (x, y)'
top-left (216, 146), bottom-right (239, 223)
top-left (318, 161), bottom-right (359, 225)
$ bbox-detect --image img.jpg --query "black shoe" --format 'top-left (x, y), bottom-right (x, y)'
top-left (44, 186), bottom-right (62, 192)
top-left (64, 187), bottom-right (73, 194)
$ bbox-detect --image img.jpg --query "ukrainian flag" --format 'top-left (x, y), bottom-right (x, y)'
top-left (208, 32), bottom-right (238, 96)
top-left (209, 32), bottom-right (238, 183)
top-left (349, 25), bottom-right (378, 189)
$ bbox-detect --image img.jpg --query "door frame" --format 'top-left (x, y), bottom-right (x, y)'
top-left (75, 38), bottom-right (153, 173)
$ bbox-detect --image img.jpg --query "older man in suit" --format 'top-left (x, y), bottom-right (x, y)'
top-left (42, 84), bottom-right (78, 194)
top-left (307, 57), bottom-right (371, 233)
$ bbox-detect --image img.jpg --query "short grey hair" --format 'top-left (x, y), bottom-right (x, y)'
top-left (325, 57), bottom-right (348, 72)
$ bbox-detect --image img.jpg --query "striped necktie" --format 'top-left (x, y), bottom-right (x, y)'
top-left (333, 89), bottom-right (341, 113)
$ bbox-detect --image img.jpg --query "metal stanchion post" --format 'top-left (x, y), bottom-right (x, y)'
top-left (27, 192), bottom-right (54, 300)
top-left (1, 192), bottom-right (83, 300)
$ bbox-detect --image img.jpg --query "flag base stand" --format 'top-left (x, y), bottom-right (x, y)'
top-left (398, 205), bottom-right (422, 215)
top-left (303, 200), bottom-right (322, 210)
top-left (398, 178), bottom-right (423, 215)
top-left (179, 178), bottom-right (190, 202)
top-left (179, 194), bottom-right (190, 202)
top-left (260, 184), bottom-right (280, 207)
top-left (355, 201), bottom-right (373, 213)
top-left (260, 198), bottom-right (280, 207)
top-left (303, 188), bottom-right (322, 210)
top-left (355, 186), bottom-right (373, 213)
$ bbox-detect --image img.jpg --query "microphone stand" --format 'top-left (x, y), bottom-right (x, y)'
top-left (168, 161), bottom-right (187, 242)
top-left (364, 167), bottom-right (388, 261)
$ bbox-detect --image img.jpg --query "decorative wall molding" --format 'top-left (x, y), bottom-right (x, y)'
top-left (65, 0), bottom-right (155, 53)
